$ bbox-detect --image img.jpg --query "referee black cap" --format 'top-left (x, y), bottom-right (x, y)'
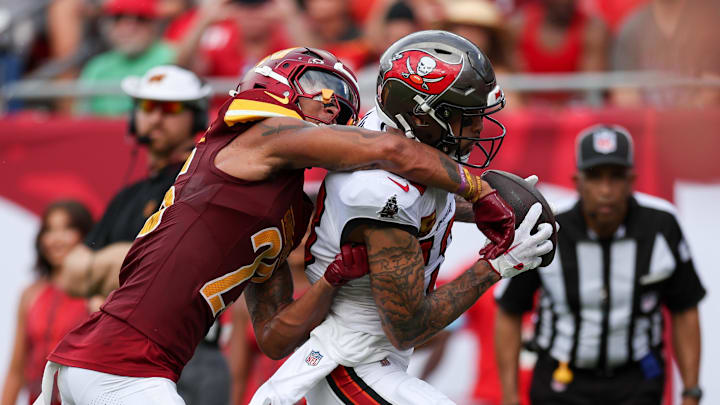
top-left (575, 124), bottom-right (634, 170)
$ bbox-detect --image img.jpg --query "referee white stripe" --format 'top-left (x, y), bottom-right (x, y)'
top-left (575, 242), bottom-right (603, 368)
top-left (540, 253), bottom-right (574, 363)
top-left (607, 239), bottom-right (636, 366)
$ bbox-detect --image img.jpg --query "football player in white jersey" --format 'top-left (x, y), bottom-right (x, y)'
top-left (250, 31), bottom-right (554, 405)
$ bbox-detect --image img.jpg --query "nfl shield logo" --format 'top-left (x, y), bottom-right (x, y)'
top-left (305, 350), bottom-right (323, 366)
top-left (593, 131), bottom-right (617, 154)
top-left (641, 293), bottom-right (658, 313)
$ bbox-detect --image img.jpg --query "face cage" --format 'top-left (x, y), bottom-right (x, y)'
top-left (420, 98), bottom-right (507, 168)
top-left (292, 67), bottom-right (359, 126)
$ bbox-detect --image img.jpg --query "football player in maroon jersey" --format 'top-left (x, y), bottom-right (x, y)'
top-left (34, 48), bottom-right (515, 405)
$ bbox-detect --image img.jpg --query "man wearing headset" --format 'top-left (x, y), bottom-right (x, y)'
top-left (61, 65), bottom-right (210, 298)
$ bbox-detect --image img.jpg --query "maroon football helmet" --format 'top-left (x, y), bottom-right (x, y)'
top-left (239, 47), bottom-right (360, 126)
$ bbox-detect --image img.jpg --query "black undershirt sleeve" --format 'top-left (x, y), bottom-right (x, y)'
top-left (660, 216), bottom-right (706, 312)
top-left (495, 270), bottom-right (542, 315)
top-left (340, 218), bottom-right (418, 246)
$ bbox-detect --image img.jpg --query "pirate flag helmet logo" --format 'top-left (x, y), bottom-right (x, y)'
top-left (375, 30), bottom-right (507, 169)
top-left (384, 50), bottom-right (463, 95)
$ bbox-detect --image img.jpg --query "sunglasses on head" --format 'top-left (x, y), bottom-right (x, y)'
top-left (137, 100), bottom-right (186, 114)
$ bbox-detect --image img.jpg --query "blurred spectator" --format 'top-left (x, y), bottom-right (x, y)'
top-left (583, 0), bottom-right (648, 34)
top-left (364, 0), bottom-right (419, 60)
top-left (348, 0), bottom-right (379, 26)
top-left (280, 0), bottom-right (371, 71)
top-left (1, 200), bottom-right (93, 405)
top-left (156, 0), bottom-right (191, 19)
top-left (358, 0), bottom-right (419, 112)
top-left (404, 0), bottom-right (446, 29)
top-left (46, 0), bottom-right (90, 113)
top-left (509, 0), bottom-right (609, 105)
top-left (77, 0), bottom-right (175, 116)
top-left (0, 0), bottom-right (86, 111)
top-left (440, 0), bottom-right (523, 108)
top-left (611, 0), bottom-right (720, 108)
top-left (167, 0), bottom-right (290, 78)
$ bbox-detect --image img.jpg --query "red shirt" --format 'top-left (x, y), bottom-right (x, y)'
top-left (50, 91), bottom-right (313, 381)
top-left (165, 10), bottom-right (290, 78)
top-left (519, 3), bottom-right (587, 74)
top-left (26, 284), bottom-right (87, 404)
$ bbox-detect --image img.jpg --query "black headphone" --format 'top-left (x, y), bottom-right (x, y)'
top-left (128, 100), bottom-right (209, 145)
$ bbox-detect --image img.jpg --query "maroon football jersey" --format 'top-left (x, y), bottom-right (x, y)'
top-left (50, 91), bottom-right (312, 379)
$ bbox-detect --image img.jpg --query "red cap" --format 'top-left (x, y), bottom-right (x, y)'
top-left (103, 0), bottom-right (158, 18)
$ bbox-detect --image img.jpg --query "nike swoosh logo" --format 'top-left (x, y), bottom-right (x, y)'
top-left (264, 91), bottom-right (289, 104)
top-left (388, 177), bottom-right (409, 192)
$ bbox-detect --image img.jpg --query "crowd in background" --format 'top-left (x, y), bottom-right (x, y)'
top-left (1, 0), bottom-right (720, 114)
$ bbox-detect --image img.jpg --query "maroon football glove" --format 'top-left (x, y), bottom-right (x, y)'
top-left (473, 190), bottom-right (515, 259)
top-left (323, 244), bottom-right (369, 287)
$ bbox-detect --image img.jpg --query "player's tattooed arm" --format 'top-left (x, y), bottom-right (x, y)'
top-left (259, 117), bottom-right (492, 202)
top-left (244, 261), bottom-right (338, 360)
top-left (364, 225), bottom-right (500, 351)
top-left (244, 261), bottom-right (294, 358)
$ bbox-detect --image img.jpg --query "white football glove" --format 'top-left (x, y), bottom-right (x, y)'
top-left (484, 203), bottom-right (554, 278)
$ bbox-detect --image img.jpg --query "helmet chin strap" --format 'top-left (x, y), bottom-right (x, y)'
top-left (374, 98), bottom-right (419, 141)
top-left (457, 150), bottom-right (471, 163)
top-left (395, 114), bottom-right (417, 141)
top-left (413, 95), bottom-right (449, 132)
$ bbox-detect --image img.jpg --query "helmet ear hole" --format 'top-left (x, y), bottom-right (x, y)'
top-left (437, 106), bottom-right (451, 120)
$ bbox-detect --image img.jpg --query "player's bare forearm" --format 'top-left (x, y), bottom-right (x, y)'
top-left (364, 226), bottom-right (499, 350)
top-left (58, 243), bottom-right (130, 297)
top-left (454, 195), bottom-right (476, 222)
top-left (495, 308), bottom-right (523, 405)
top-left (260, 118), bottom-right (492, 202)
top-left (671, 307), bottom-right (701, 389)
top-left (244, 261), bottom-right (337, 359)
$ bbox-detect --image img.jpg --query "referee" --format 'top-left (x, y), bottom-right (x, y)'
top-left (494, 125), bottom-right (705, 405)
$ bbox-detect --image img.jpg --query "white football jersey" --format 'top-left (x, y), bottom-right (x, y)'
top-left (305, 108), bottom-right (456, 355)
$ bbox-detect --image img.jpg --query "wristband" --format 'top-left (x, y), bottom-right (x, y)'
top-left (457, 164), bottom-right (483, 203)
top-left (682, 386), bottom-right (702, 400)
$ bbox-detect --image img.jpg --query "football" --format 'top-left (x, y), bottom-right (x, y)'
top-left (481, 170), bottom-right (557, 267)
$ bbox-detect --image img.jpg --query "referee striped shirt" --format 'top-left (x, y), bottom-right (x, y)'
top-left (495, 193), bottom-right (705, 371)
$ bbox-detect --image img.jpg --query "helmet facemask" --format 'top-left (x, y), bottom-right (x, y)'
top-left (398, 93), bottom-right (506, 168)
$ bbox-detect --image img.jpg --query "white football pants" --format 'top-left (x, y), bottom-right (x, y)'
top-left (32, 362), bottom-right (185, 405)
top-left (249, 335), bottom-right (455, 405)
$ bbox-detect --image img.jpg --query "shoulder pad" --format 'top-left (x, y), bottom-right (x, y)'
top-left (224, 89), bottom-right (303, 127)
top-left (326, 170), bottom-right (424, 229)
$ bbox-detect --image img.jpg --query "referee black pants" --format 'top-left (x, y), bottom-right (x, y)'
top-left (530, 354), bottom-right (664, 405)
